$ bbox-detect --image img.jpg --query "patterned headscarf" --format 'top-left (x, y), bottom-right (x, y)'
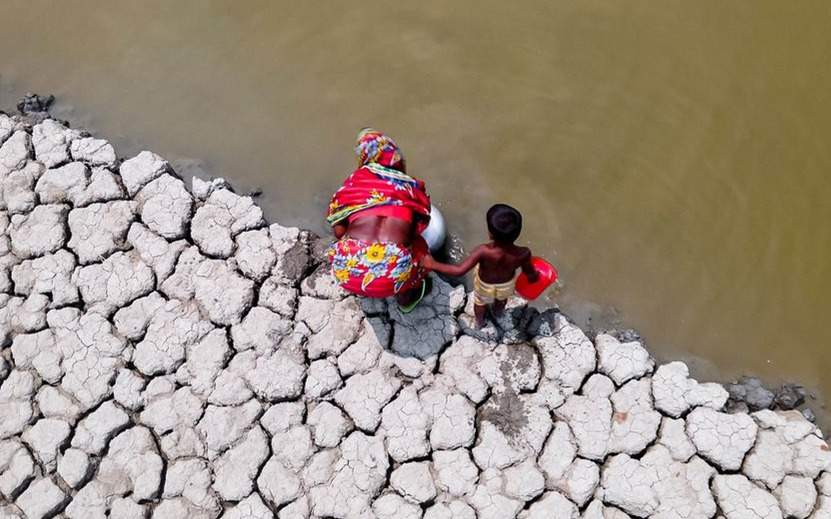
top-left (355, 128), bottom-right (403, 169)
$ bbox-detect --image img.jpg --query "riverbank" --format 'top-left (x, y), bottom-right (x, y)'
top-left (1, 101), bottom-right (829, 518)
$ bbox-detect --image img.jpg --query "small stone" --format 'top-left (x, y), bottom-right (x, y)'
top-left (135, 174), bottom-right (193, 240)
top-left (390, 461), bottom-right (437, 504)
top-left (242, 348), bottom-right (306, 402)
top-left (11, 250), bottom-right (79, 306)
top-left (0, 370), bottom-right (37, 440)
top-left (35, 162), bottom-right (88, 205)
top-left (133, 299), bottom-right (214, 376)
top-left (334, 368), bottom-right (401, 432)
top-left (196, 399), bottom-right (262, 455)
top-left (300, 263), bottom-right (347, 300)
top-left (269, 223), bottom-right (311, 284)
top-left (32, 119), bottom-right (78, 168)
top-left (468, 470), bottom-right (523, 519)
top-left (22, 418), bottom-right (71, 472)
top-left (57, 448), bottom-right (90, 488)
top-left (222, 493), bottom-right (273, 519)
top-left (69, 136), bottom-right (116, 166)
top-left (258, 277), bottom-right (298, 317)
top-left (774, 475), bottom-right (817, 519)
top-left (176, 328), bottom-right (230, 398)
top-left (538, 421), bottom-right (577, 487)
top-left (504, 459), bottom-right (545, 502)
top-left (258, 457), bottom-right (302, 508)
top-left (3, 162), bottom-right (39, 214)
top-left (113, 291), bottom-right (166, 341)
top-left (380, 387), bottom-right (430, 462)
top-left (556, 458), bottom-right (599, 507)
top-left (520, 491), bottom-right (578, 519)
top-left (71, 401), bottom-right (129, 454)
top-left (120, 151), bottom-right (169, 196)
top-left (337, 317), bottom-right (386, 377)
top-left (15, 477), bottom-right (66, 519)
top-left (270, 425), bottom-right (314, 471)
top-left (9, 204), bottom-right (69, 259)
top-left (0, 439), bottom-right (35, 500)
top-left (686, 407), bottom-right (758, 471)
top-left (533, 313), bottom-right (596, 395)
top-left (193, 259), bottom-right (255, 326)
top-left (422, 386), bottom-right (477, 450)
top-left (472, 421), bottom-right (523, 470)
top-left (304, 358), bottom-right (343, 399)
top-left (260, 402), bottom-right (305, 435)
top-left (11, 329), bottom-right (62, 383)
top-left (74, 250), bottom-right (155, 315)
top-left (76, 167), bottom-right (125, 206)
top-left (775, 383), bottom-right (807, 410)
top-left (113, 369), bottom-right (146, 411)
top-left (109, 498), bottom-right (146, 519)
top-left (191, 176), bottom-right (229, 200)
top-left (554, 391), bottom-right (612, 461)
top-left (162, 458), bottom-right (220, 515)
top-left (373, 493), bottom-right (423, 519)
top-left (727, 376), bottom-right (775, 411)
top-left (212, 425), bottom-right (269, 501)
top-left (234, 228), bottom-right (276, 281)
top-left (433, 448), bottom-right (478, 498)
top-left (127, 222), bottom-right (188, 283)
top-left (307, 432), bottom-right (389, 518)
top-left (307, 401), bottom-right (352, 448)
top-left (712, 474), bottom-right (783, 519)
top-left (35, 386), bottom-right (81, 423)
top-left (67, 201), bottom-right (136, 264)
top-left (743, 429), bottom-right (793, 489)
top-left (97, 427), bottom-right (164, 501)
top-left (0, 131), bottom-right (32, 174)
top-left (230, 305), bottom-right (290, 352)
top-left (595, 333), bottom-right (654, 385)
top-left (297, 296), bottom-right (364, 359)
top-left (140, 387), bottom-right (204, 436)
top-left (191, 189), bottom-right (264, 258)
top-left (608, 378), bottom-right (662, 456)
top-left (657, 417), bottom-right (697, 462)
top-left (652, 361), bottom-right (729, 417)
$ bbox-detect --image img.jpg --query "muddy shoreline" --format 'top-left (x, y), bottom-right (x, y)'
top-left (1, 97), bottom-right (829, 518)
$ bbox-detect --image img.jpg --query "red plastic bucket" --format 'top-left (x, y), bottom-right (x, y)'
top-left (516, 257), bottom-right (558, 300)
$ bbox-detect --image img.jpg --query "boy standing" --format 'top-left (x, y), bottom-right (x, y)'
top-left (423, 204), bottom-right (538, 328)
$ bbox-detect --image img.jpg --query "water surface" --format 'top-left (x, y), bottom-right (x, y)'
top-left (2, 1), bottom-right (830, 411)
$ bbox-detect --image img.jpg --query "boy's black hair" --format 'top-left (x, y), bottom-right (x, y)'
top-left (487, 204), bottom-right (522, 243)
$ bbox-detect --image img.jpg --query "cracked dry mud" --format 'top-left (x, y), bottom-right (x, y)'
top-left (0, 112), bottom-right (830, 519)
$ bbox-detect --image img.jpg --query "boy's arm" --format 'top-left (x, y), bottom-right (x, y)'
top-left (421, 246), bottom-right (484, 278)
top-left (520, 249), bottom-right (539, 282)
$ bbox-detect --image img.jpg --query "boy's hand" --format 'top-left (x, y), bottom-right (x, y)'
top-left (526, 270), bottom-right (540, 283)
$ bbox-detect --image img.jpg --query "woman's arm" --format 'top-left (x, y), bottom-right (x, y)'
top-left (421, 246), bottom-right (484, 277)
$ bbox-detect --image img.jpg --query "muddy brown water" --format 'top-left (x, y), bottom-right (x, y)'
top-left (3, 1), bottom-right (831, 418)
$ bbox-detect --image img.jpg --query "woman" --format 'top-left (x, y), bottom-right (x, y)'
top-left (327, 129), bottom-right (431, 310)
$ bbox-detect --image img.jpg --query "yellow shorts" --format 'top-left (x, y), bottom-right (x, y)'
top-left (473, 267), bottom-right (517, 305)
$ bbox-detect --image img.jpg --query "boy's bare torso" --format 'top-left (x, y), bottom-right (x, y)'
top-left (476, 242), bottom-right (532, 284)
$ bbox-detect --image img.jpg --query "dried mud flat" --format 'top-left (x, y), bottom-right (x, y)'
top-left (0, 108), bottom-right (830, 519)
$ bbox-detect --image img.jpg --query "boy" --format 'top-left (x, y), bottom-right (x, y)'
top-left (423, 204), bottom-right (538, 328)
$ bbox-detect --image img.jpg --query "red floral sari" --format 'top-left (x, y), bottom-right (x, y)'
top-left (326, 129), bottom-right (431, 297)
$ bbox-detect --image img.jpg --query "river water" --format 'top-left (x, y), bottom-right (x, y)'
top-left (2, 1), bottom-right (830, 411)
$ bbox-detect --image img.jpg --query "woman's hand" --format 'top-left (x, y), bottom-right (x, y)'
top-left (333, 222), bottom-right (348, 239)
